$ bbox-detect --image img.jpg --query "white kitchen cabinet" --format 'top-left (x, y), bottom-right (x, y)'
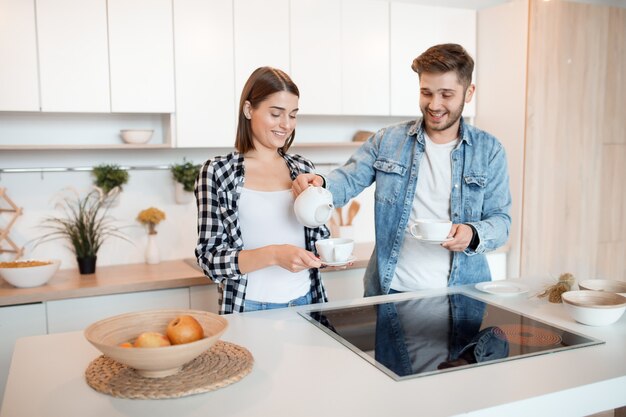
top-left (173, 0), bottom-right (236, 148)
top-left (341, 0), bottom-right (389, 116)
top-left (45, 288), bottom-right (190, 334)
top-left (390, 3), bottom-right (477, 117)
top-left (0, 0), bottom-right (39, 111)
top-left (322, 268), bottom-right (365, 301)
top-left (108, 0), bottom-right (176, 113)
top-left (233, 0), bottom-right (290, 99)
top-left (189, 285), bottom-right (220, 313)
top-left (0, 303), bottom-right (47, 407)
top-left (36, 0), bottom-right (110, 112)
top-left (290, 0), bottom-right (341, 115)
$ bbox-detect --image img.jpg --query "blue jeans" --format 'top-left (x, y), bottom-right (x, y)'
top-left (244, 291), bottom-right (313, 312)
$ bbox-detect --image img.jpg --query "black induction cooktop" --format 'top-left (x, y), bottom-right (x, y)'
top-left (300, 293), bottom-right (602, 381)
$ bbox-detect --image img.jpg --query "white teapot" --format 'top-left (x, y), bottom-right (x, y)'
top-left (293, 186), bottom-right (334, 228)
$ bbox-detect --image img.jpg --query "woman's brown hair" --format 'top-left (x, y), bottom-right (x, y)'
top-left (235, 67), bottom-right (300, 154)
top-left (411, 43), bottom-right (474, 89)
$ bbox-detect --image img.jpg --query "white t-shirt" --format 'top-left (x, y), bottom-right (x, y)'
top-left (391, 134), bottom-right (458, 291)
top-left (238, 188), bottom-right (311, 303)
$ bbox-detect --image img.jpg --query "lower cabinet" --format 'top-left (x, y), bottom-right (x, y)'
top-left (322, 268), bottom-right (365, 301)
top-left (189, 285), bottom-right (220, 313)
top-left (0, 303), bottom-right (47, 408)
top-left (46, 288), bottom-right (191, 334)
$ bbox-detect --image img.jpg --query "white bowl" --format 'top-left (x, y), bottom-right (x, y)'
top-left (561, 290), bottom-right (626, 326)
top-left (0, 259), bottom-right (61, 288)
top-left (84, 309), bottom-right (228, 378)
top-left (578, 279), bottom-right (626, 296)
top-left (120, 129), bottom-right (154, 144)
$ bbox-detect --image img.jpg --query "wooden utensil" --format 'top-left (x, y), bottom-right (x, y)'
top-left (346, 200), bottom-right (360, 226)
top-left (335, 207), bottom-right (344, 226)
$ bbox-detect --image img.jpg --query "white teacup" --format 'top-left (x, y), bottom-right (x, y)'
top-left (409, 219), bottom-right (452, 240)
top-left (293, 186), bottom-right (334, 228)
top-left (315, 238), bottom-right (354, 263)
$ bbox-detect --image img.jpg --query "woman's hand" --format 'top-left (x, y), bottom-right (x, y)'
top-left (292, 173), bottom-right (324, 197)
top-left (238, 244), bottom-right (322, 273)
top-left (272, 245), bottom-right (322, 272)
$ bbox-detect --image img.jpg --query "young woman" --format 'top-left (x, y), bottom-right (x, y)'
top-left (195, 67), bottom-right (329, 314)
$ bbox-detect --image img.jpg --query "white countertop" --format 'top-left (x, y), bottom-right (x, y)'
top-left (1, 285), bottom-right (625, 417)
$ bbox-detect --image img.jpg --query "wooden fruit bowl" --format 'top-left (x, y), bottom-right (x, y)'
top-left (84, 309), bottom-right (228, 378)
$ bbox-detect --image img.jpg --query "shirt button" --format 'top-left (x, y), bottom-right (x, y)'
top-left (454, 184), bottom-right (459, 188)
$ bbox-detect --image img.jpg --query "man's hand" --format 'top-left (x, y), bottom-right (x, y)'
top-left (441, 223), bottom-right (473, 252)
top-left (292, 173), bottom-right (324, 197)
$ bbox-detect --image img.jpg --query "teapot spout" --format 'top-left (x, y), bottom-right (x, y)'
top-left (314, 203), bottom-right (334, 224)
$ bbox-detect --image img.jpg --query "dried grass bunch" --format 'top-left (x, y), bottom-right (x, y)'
top-left (35, 188), bottom-right (128, 258)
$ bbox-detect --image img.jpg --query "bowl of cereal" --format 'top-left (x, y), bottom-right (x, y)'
top-left (0, 259), bottom-right (61, 288)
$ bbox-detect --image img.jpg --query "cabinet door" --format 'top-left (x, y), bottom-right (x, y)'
top-left (390, 3), bottom-right (477, 117)
top-left (46, 288), bottom-right (190, 333)
top-left (0, 0), bottom-right (39, 111)
top-left (233, 0), bottom-right (290, 99)
top-left (108, 0), bottom-right (175, 113)
top-left (173, 0), bottom-right (235, 148)
top-left (290, 0), bottom-right (341, 115)
top-left (341, 0), bottom-right (389, 116)
top-left (0, 303), bottom-right (47, 407)
top-left (36, 0), bottom-right (110, 112)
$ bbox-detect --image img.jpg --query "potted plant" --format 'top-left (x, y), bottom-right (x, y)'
top-left (170, 160), bottom-right (200, 204)
top-left (35, 188), bottom-right (128, 274)
top-left (136, 207), bottom-right (166, 264)
top-left (92, 164), bottom-right (129, 203)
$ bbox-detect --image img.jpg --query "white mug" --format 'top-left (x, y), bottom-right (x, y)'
top-left (315, 238), bottom-right (354, 263)
top-left (409, 219), bottom-right (452, 240)
top-left (293, 186), bottom-right (334, 228)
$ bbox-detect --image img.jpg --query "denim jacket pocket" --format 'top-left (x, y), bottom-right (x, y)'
top-left (463, 174), bottom-right (487, 220)
top-left (373, 159), bottom-right (407, 204)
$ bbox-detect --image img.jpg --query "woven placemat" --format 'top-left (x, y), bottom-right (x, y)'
top-left (85, 341), bottom-right (253, 399)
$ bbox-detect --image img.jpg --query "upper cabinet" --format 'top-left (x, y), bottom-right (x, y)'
top-left (0, 0), bottom-right (39, 111)
top-left (341, 0), bottom-right (390, 116)
top-left (390, 3), bottom-right (477, 117)
top-left (233, 0), bottom-right (290, 99)
top-left (36, 0), bottom-right (110, 112)
top-left (173, 0), bottom-right (236, 148)
top-left (290, 0), bottom-right (342, 115)
top-left (108, 0), bottom-right (176, 113)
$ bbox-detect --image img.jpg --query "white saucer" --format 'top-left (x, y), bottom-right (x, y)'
top-left (475, 280), bottom-right (530, 296)
top-left (320, 255), bottom-right (356, 267)
top-left (412, 235), bottom-right (453, 244)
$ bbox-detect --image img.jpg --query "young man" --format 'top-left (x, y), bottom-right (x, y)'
top-left (293, 43), bottom-right (511, 296)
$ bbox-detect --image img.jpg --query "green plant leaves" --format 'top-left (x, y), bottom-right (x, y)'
top-left (171, 160), bottom-right (201, 192)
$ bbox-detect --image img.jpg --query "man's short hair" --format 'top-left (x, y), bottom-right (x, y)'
top-left (411, 43), bottom-right (474, 89)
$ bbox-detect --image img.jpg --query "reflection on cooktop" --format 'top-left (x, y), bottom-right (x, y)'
top-left (301, 293), bottom-right (602, 381)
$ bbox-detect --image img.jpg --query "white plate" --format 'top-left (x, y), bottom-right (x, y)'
top-left (412, 235), bottom-right (453, 244)
top-left (321, 255), bottom-right (356, 267)
top-left (475, 280), bottom-right (530, 296)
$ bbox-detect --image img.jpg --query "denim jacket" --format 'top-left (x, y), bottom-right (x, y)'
top-left (326, 118), bottom-right (511, 296)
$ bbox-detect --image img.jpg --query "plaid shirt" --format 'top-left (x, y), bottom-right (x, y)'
top-left (195, 150), bottom-right (330, 314)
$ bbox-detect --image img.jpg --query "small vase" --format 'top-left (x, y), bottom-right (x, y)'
top-left (77, 256), bottom-right (97, 274)
top-left (145, 233), bottom-right (160, 264)
top-left (174, 182), bottom-right (194, 205)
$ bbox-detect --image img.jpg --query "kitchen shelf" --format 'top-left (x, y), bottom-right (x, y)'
top-left (0, 143), bottom-right (172, 150)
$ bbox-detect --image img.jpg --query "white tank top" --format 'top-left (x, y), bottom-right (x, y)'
top-left (391, 134), bottom-right (458, 291)
top-left (239, 188), bottom-right (311, 302)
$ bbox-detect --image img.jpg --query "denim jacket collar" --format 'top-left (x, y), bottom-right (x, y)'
top-left (409, 117), bottom-right (473, 147)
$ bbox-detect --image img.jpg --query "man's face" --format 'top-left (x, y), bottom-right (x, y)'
top-left (419, 71), bottom-right (475, 137)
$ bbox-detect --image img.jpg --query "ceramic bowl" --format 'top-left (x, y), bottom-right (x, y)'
top-left (561, 290), bottom-right (626, 326)
top-left (578, 279), bottom-right (626, 296)
top-left (84, 309), bottom-right (228, 378)
top-left (120, 129), bottom-right (154, 144)
top-left (0, 259), bottom-right (61, 288)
